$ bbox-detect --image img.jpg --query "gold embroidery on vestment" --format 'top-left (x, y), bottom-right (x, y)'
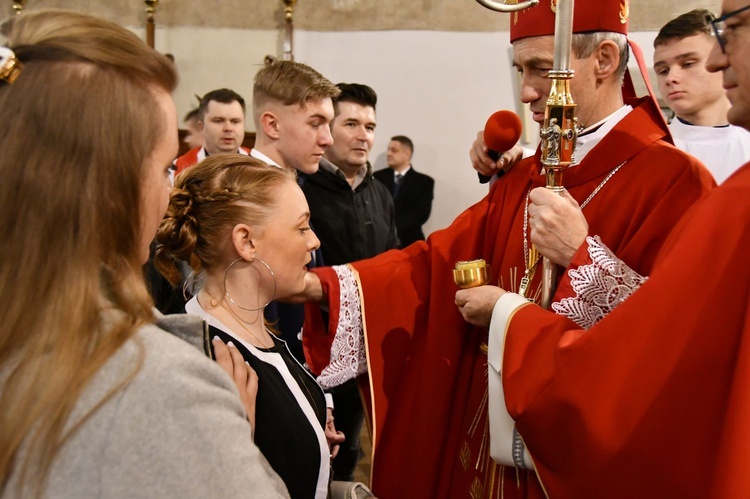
top-left (460, 441), bottom-right (471, 471)
top-left (470, 477), bottom-right (484, 499)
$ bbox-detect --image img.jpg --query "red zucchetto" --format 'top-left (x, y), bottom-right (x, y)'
top-left (510, 0), bottom-right (629, 42)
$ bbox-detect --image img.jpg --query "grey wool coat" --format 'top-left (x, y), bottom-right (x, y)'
top-left (3, 312), bottom-right (289, 498)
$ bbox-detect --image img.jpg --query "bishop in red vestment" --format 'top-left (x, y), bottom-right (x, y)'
top-left (487, 0), bottom-right (750, 495)
top-left (303, 2), bottom-right (716, 497)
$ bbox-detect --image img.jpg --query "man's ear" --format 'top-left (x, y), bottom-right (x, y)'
top-left (198, 120), bottom-right (205, 132)
top-left (596, 39), bottom-right (621, 81)
top-left (231, 223), bottom-right (257, 262)
top-left (260, 110), bottom-right (280, 140)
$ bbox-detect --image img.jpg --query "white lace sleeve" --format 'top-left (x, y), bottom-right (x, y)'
top-left (551, 236), bottom-right (647, 330)
top-left (316, 265), bottom-right (369, 390)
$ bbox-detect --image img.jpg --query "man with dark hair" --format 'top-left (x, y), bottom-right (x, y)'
top-left (654, 8), bottom-right (750, 183)
top-left (300, 83), bottom-right (398, 265)
top-left (174, 88), bottom-right (249, 175)
top-left (298, 82), bottom-right (398, 481)
top-left (374, 135), bottom-right (434, 247)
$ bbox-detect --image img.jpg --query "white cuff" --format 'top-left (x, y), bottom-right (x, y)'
top-left (317, 265), bottom-right (368, 389)
top-left (488, 293), bottom-right (534, 470)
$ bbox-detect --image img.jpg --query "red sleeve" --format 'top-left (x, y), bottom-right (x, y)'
top-left (302, 266), bottom-right (341, 376)
top-left (502, 167), bottom-right (750, 498)
top-left (552, 238), bottom-right (592, 303)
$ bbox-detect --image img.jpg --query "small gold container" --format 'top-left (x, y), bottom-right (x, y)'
top-left (453, 259), bottom-right (492, 289)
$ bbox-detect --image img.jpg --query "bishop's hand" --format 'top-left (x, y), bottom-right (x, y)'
top-left (455, 285), bottom-right (506, 327)
top-left (528, 187), bottom-right (588, 267)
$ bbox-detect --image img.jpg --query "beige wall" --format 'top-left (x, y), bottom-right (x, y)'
top-left (3, 0), bottom-right (724, 234)
top-left (7, 0), bottom-right (722, 31)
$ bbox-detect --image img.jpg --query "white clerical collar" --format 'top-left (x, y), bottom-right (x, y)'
top-left (574, 105), bottom-right (633, 164)
top-left (250, 148), bottom-right (281, 168)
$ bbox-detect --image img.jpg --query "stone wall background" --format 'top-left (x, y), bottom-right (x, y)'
top-left (8, 0), bottom-right (722, 31)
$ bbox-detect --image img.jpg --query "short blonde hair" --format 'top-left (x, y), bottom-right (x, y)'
top-left (252, 60), bottom-right (340, 118)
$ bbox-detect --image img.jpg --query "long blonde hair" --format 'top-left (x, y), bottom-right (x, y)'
top-left (0, 10), bottom-right (177, 495)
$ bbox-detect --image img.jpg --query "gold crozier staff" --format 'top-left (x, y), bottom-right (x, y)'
top-left (538, 0), bottom-right (580, 308)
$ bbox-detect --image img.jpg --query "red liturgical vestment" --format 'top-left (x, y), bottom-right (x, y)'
top-left (304, 98), bottom-right (714, 499)
top-left (501, 161), bottom-right (750, 498)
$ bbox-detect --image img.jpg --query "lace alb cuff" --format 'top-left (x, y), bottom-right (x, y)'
top-left (551, 236), bottom-right (647, 329)
top-left (317, 265), bottom-right (368, 389)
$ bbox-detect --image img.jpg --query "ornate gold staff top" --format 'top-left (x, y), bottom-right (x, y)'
top-left (541, 0), bottom-right (578, 191)
top-left (539, 0), bottom-right (579, 309)
top-left (474, 0), bottom-right (578, 309)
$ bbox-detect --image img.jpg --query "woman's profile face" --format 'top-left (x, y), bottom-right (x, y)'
top-left (139, 89), bottom-right (178, 264)
top-left (254, 180), bottom-right (320, 298)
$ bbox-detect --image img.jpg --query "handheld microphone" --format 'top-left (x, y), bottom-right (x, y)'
top-left (484, 110), bottom-right (523, 161)
top-left (479, 110), bottom-right (523, 183)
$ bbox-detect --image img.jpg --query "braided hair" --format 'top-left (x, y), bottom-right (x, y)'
top-left (155, 154), bottom-right (296, 286)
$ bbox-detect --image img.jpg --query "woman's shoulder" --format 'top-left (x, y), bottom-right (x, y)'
top-left (47, 319), bottom-right (289, 498)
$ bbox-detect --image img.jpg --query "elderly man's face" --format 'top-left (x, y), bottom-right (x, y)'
top-left (512, 35), bottom-right (603, 129)
top-left (706, 0), bottom-right (750, 130)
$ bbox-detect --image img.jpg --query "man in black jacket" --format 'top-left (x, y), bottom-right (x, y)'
top-left (298, 82), bottom-right (398, 481)
top-left (374, 136), bottom-right (434, 248)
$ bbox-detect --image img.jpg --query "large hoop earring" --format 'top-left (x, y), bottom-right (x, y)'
top-left (223, 257), bottom-right (277, 311)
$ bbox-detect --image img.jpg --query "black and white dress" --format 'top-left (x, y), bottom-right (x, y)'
top-left (186, 297), bottom-right (330, 499)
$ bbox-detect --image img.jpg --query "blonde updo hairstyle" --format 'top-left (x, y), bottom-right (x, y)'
top-left (155, 154), bottom-right (297, 286)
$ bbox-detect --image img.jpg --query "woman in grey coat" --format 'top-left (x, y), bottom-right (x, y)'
top-left (0, 10), bottom-right (287, 498)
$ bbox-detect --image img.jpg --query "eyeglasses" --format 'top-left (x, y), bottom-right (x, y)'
top-left (707, 4), bottom-right (750, 54)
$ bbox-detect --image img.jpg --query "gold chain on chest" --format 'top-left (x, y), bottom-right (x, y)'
top-left (517, 161), bottom-right (626, 300)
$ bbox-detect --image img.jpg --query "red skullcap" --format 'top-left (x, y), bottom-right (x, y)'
top-left (510, 0), bottom-right (629, 43)
top-left (506, 0), bottom-right (670, 141)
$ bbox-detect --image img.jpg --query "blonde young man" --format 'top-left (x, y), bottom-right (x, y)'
top-left (250, 60), bottom-right (340, 364)
top-left (250, 60), bottom-right (339, 175)
top-left (182, 108), bottom-right (203, 151)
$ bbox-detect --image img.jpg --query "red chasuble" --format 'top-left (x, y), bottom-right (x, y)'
top-left (502, 162), bottom-right (750, 499)
top-left (304, 97), bottom-right (714, 499)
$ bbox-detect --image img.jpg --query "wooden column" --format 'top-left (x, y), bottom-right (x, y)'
top-left (144, 0), bottom-right (159, 48)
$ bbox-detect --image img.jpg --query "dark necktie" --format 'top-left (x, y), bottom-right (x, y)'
top-left (393, 172), bottom-right (404, 197)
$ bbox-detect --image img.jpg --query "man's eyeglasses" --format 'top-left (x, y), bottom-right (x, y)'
top-left (707, 4), bottom-right (750, 54)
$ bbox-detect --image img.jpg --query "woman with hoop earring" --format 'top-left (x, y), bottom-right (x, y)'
top-left (156, 154), bottom-right (343, 499)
